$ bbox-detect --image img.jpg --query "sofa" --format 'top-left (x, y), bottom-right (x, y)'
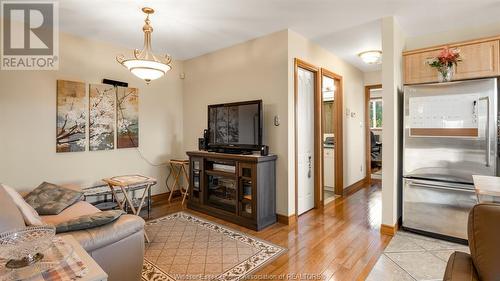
top-left (0, 185), bottom-right (145, 281)
top-left (443, 203), bottom-right (500, 281)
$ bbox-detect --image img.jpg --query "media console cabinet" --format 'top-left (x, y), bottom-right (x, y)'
top-left (186, 151), bottom-right (277, 230)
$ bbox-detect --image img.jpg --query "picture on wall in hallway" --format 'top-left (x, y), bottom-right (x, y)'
top-left (56, 80), bottom-right (87, 153)
top-left (116, 86), bottom-right (139, 148)
top-left (89, 84), bottom-right (116, 151)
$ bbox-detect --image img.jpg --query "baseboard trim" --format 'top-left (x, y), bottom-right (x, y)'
top-left (151, 190), bottom-right (182, 203)
top-left (277, 214), bottom-right (297, 225)
top-left (380, 223), bottom-right (398, 236)
top-left (343, 177), bottom-right (368, 196)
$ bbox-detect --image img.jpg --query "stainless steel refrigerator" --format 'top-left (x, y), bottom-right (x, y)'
top-left (402, 78), bottom-right (498, 241)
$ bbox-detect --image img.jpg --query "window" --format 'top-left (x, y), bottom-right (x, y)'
top-left (369, 98), bottom-right (383, 129)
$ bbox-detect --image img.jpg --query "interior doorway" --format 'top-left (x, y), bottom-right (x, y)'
top-left (321, 69), bottom-right (344, 205)
top-left (294, 59), bottom-right (321, 216)
top-left (365, 84), bottom-right (383, 182)
top-left (294, 59), bottom-right (346, 217)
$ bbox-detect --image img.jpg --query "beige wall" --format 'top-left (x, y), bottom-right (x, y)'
top-left (182, 29), bottom-right (366, 216)
top-left (405, 21), bottom-right (500, 50)
top-left (288, 30), bottom-right (366, 214)
top-left (381, 16), bottom-right (405, 227)
top-left (1, 27), bottom-right (366, 217)
top-left (0, 32), bottom-right (185, 193)
top-left (182, 30), bottom-right (289, 215)
top-left (364, 70), bottom-right (382, 86)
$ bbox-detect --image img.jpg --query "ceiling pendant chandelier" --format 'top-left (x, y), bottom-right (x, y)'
top-left (116, 7), bottom-right (172, 83)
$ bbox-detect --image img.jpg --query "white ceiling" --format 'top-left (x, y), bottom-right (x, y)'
top-left (58, 0), bottom-right (500, 72)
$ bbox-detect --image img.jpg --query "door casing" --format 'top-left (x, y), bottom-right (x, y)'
top-left (365, 84), bottom-right (382, 184)
top-left (321, 68), bottom-right (344, 199)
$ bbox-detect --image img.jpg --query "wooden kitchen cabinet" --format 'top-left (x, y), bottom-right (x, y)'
top-left (453, 40), bottom-right (499, 80)
top-left (404, 49), bottom-right (442, 84)
top-left (323, 148), bottom-right (335, 188)
top-left (403, 38), bottom-right (500, 85)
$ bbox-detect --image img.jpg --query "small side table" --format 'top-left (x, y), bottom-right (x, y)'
top-left (62, 235), bottom-right (107, 281)
top-left (472, 175), bottom-right (500, 203)
top-left (83, 183), bottom-right (153, 218)
top-left (166, 159), bottom-right (190, 205)
top-left (102, 175), bottom-right (156, 242)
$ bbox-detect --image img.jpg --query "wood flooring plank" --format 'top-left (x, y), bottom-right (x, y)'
top-left (146, 180), bottom-right (389, 281)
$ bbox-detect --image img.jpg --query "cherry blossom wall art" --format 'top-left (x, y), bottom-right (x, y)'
top-left (56, 80), bottom-right (87, 152)
top-left (89, 84), bottom-right (116, 151)
top-left (116, 86), bottom-right (139, 148)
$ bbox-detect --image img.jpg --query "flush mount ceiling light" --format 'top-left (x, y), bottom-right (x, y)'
top-left (358, 50), bottom-right (382, 65)
top-left (116, 7), bottom-right (172, 83)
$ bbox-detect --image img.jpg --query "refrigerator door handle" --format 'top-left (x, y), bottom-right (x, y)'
top-left (479, 96), bottom-right (491, 167)
top-left (405, 180), bottom-right (476, 193)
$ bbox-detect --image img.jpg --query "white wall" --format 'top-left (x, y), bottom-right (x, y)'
top-left (288, 30), bottom-right (366, 214)
top-left (181, 30), bottom-right (289, 215)
top-left (381, 16), bottom-right (405, 227)
top-left (364, 71), bottom-right (382, 86)
top-left (405, 20), bottom-right (500, 50)
top-left (0, 32), bottom-right (185, 193)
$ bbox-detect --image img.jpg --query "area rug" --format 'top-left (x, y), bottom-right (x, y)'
top-left (141, 212), bottom-right (286, 281)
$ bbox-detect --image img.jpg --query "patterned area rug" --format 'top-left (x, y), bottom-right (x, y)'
top-left (141, 212), bottom-right (286, 281)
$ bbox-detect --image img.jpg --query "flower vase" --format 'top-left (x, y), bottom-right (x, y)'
top-left (437, 66), bottom-right (453, 82)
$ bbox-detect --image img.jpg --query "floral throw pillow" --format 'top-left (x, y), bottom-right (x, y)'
top-left (24, 182), bottom-right (83, 215)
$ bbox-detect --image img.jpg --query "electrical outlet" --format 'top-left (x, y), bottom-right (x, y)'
top-left (360, 165), bottom-right (363, 172)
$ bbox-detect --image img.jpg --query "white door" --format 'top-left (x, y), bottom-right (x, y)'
top-left (297, 67), bottom-right (315, 215)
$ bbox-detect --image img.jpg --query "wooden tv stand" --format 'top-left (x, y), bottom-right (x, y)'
top-left (186, 151), bottom-right (277, 231)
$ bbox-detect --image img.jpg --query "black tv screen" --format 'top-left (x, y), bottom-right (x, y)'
top-left (208, 100), bottom-right (262, 149)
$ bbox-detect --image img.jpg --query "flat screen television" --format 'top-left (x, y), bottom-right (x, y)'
top-left (207, 100), bottom-right (263, 152)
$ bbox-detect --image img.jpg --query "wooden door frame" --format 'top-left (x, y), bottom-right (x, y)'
top-left (294, 58), bottom-right (322, 217)
top-left (320, 68), bottom-right (344, 197)
top-left (365, 84), bottom-right (383, 183)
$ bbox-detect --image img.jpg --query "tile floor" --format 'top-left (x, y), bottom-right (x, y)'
top-left (371, 168), bottom-right (382, 180)
top-left (323, 189), bottom-right (338, 205)
top-left (366, 231), bottom-right (469, 281)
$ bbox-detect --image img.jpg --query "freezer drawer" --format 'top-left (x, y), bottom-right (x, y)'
top-left (403, 178), bottom-right (478, 240)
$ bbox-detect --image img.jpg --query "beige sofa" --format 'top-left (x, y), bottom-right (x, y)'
top-left (0, 186), bottom-right (145, 281)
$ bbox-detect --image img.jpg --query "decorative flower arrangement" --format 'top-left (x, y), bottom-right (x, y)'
top-left (426, 47), bottom-right (462, 82)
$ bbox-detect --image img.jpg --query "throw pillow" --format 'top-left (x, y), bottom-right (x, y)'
top-left (24, 182), bottom-right (83, 215)
top-left (1, 183), bottom-right (43, 226)
top-left (55, 210), bottom-right (125, 233)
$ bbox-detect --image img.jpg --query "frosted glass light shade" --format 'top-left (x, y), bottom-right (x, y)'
top-left (358, 50), bottom-right (382, 65)
top-left (122, 59), bottom-right (172, 82)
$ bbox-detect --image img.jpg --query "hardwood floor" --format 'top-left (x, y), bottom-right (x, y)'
top-left (145, 180), bottom-right (391, 281)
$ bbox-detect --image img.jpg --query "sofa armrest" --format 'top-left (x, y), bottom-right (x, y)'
top-left (443, 251), bottom-right (480, 281)
top-left (59, 214), bottom-right (145, 252)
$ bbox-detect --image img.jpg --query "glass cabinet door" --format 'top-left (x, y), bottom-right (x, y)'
top-left (207, 175), bottom-right (237, 213)
top-left (239, 163), bottom-right (255, 218)
top-left (191, 158), bottom-right (202, 202)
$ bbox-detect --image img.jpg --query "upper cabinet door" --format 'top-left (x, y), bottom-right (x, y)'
top-left (404, 39), bottom-right (500, 85)
top-left (404, 50), bottom-right (441, 84)
top-left (454, 40), bottom-right (500, 80)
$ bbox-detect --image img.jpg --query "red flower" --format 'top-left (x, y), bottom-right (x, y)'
top-left (437, 47), bottom-right (461, 67)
